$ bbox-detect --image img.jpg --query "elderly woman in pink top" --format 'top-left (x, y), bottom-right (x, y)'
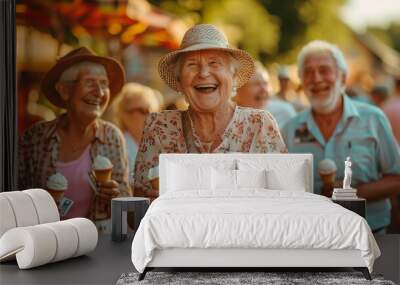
top-left (133, 24), bottom-right (287, 199)
top-left (18, 47), bottom-right (130, 225)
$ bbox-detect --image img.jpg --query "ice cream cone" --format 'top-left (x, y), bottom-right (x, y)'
top-left (94, 168), bottom-right (113, 183)
top-left (46, 172), bottom-right (68, 204)
top-left (47, 188), bottom-right (65, 203)
top-left (93, 155), bottom-right (113, 183)
top-left (319, 171), bottom-right (336, 197)
top-left (320, 171), bottom-right (336, 187)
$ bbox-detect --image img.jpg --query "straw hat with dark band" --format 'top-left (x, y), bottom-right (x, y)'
top-left (41, 47), bottom-right (125, 108)
top-left (158, 24), bottom-right (255, 91)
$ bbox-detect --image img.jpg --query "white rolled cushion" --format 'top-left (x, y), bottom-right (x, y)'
top-left (0, 191), bottom-right (39, 227)
top-left (65, 218), bottom-right (98, 257)
top-left (167, 163), bottom-right (212, 191)
top-left (23, 188), bottom-right (60, 224)
top-left (0, 226), bottom-right (57, 269)
top-left (212, 168), bottom-right (237, 190)
top-left (0, 218), bottom-right (97, 269)
top-left (42, 221), bottom-right (79, 262)
top-left (237, 169), bottom-right (267, 188)
top-left (0, 196), bottom-right (17, 238)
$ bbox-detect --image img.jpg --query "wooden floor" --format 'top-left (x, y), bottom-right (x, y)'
top-left (373, 234), bottom-right (400, 284)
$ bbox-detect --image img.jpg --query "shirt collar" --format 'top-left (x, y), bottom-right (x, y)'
top-left (43, 117), bottom-right (61, 142)
top-left (94, 120), bottom-right (107, 144)
top-left (294, 94), bottom-right (360, 145)
top-left (341, 94), bottom-right (360, 122)
top-left (299, 94), bottom-right (360, 123)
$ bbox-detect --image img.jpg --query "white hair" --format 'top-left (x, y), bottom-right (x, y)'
top-left (297, 40), bottom-right (348, 79)
top-left (112, 82), bottom-right (161, 130)
top-left (254, 61), bottom-right (270, 81)
top-left (253, 61), bottom-right (272, 95)
top-left (58, 61), bottom-right (107, 83)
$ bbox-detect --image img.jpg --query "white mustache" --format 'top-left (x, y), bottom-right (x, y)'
top-left (309, 81), bottom-right (343, 114)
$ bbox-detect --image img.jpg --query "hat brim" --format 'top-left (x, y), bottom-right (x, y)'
top-left (158, 44), bottom-right (255, 91)
top-left (41, 54), bottom-right (125, 108)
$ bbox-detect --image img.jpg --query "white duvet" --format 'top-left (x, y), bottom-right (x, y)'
top-left (131, 190), bottom-right (380, 273)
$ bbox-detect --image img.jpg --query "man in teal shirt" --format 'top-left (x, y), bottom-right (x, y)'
top-left (281, 40), bottom-right (400, 232)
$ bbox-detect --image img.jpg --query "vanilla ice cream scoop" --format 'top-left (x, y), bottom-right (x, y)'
top-left (93, 155), bottom-right (113, 170)
top-left (46, 172), bottom-right (68, 190)
top-left (318, 159), bottom-right (337, 175)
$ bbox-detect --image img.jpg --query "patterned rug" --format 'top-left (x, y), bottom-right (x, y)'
top-left (116, 271), bottom-right (395, 285)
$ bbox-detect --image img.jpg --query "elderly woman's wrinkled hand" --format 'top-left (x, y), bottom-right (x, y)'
top-left (97, 180), bottom-right (120, 202)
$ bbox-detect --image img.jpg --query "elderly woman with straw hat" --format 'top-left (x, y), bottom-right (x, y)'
top-left (133, 24), bottom-right (287, 199)
top-left (18, 47), bottom-right (131, 226)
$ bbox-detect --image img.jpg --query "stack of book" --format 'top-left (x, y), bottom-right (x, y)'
top-left (332, 188), bottom-right (358, 200)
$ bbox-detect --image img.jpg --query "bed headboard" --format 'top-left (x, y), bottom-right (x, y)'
top-left (159, 153), bottom-right (313, 195)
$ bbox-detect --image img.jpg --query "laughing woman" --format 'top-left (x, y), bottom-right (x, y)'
top-left (133, 24), bottom-right (287, 199)
top-left (18, 47), bottom-right (130, 226)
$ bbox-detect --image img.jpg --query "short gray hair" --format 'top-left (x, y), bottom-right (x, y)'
top-left (297, 40), bottom-right (348, 79)
top-left (58, 61), bottom-right (107, 83)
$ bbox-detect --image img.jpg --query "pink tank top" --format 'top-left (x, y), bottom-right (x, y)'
top-left (56, 145), bottom-right (93, 219)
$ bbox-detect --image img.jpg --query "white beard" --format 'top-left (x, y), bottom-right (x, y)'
top-left (309, 80), bottom-right (343, 114)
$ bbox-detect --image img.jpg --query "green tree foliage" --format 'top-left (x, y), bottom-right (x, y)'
top-left (261, 0), bottom-right (351, 63)
top-left (150, 0), bottom-right (279, 58)
top-left (149, 0), bottom-right (352, 64)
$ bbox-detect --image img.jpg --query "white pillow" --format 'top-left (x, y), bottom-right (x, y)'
top-left (167, 163), bottom-right (212, 191)
top-left (212, 168), bottom-right (237, 190)
top-left (237, 169), bottom-right (267, 189)
top-left (237, 159), bottom-right (308, 191)
top-left (266, 167), bottom-right (306, 191)
top-left (209, 159), bottom-right (237, 171)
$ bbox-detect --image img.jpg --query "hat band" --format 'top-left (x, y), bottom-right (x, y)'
top-left (181, 40), bottom-right (229, 49)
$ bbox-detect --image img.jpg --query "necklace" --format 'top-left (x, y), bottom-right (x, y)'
top-left (187, 113), bottom-right (224, 153)
top-left (198, 140), bottom-right (216, 153)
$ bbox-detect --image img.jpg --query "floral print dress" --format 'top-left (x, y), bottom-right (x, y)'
top-left (133, 106), bottom-right (287, 193)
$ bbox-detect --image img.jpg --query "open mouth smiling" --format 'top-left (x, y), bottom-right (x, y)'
top-left (310, 85), bottom-right (330, 94)
top-left (193, 83), bottom-right (218, 94)
top-left (83, 99), bottom-right (102, 106)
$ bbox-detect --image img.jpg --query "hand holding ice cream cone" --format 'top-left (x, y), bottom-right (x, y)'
top-left (93, 155), bottom-right (113, 183)
top-left (91, 155), bottom-right (119, 218)
top-left (96, 179), bottom-right (120, 218)
top-left (318, 159), bottom-right (337, 197)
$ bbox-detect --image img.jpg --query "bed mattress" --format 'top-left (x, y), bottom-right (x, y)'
top-left (131, 190), bottom-right (380, 273)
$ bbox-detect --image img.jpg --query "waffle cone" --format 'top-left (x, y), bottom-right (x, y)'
top-left (319, 172), bottom-right (336, 186)
top-left (94, 168), bottom-right (113, 183)
top-left (47, 188), bottom-right (65, 202)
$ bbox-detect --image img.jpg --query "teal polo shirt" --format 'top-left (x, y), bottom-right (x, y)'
top-left (281, 95), bottom-right (400, 230)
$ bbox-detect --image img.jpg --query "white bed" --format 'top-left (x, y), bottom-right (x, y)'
top-left (131, 153), bottom-right (380, 280)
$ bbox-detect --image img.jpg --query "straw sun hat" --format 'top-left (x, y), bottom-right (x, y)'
top-left (41, 47), bottom-right (125, 108)
top-left (158, 24), bottom-right (255, 91)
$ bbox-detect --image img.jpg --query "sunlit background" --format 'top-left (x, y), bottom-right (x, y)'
top-left (16, 0), bottom-right (400, 133)
top-left (14, 0), bottom-right (400, 232)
